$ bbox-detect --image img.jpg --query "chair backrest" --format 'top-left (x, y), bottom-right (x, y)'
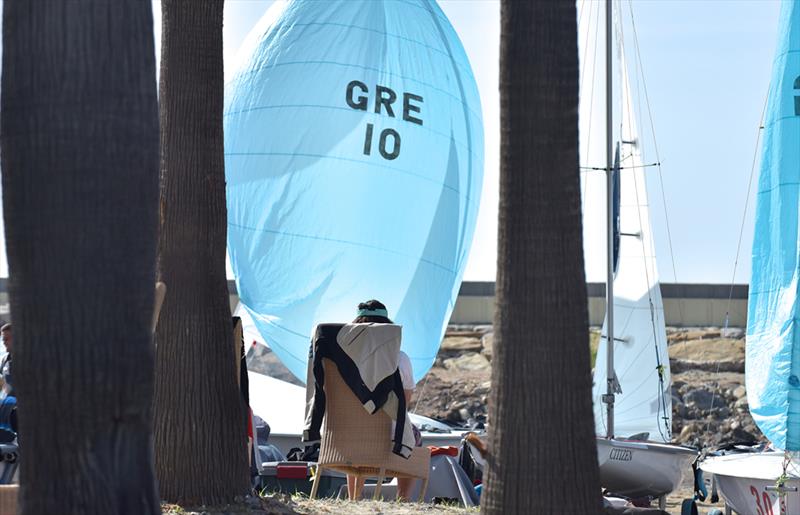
top-left (320, 358), bottom-right (394, 464)
top-left (315, 357), bottom-right (430, 486)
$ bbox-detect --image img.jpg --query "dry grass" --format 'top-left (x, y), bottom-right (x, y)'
top-left (668, 337), bottom-right (744, 362)
top-left (293, 497), bottom-right (478, 514)
top-left (161, 495), bottom-right (299, 515)
top-left (161, 495), bottom-right (479, 515)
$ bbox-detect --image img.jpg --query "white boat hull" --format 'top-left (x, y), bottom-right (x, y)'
top-left (597, 437), bottom-right (697, 499)
top-left (701, 452), bottom-right (800, 515)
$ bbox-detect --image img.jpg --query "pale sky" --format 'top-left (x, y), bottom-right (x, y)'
top-left (0, 1), bottom-right (785, 285)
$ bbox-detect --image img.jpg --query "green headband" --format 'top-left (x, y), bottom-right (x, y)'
top-left (357, 308), bottom-right (388, 318)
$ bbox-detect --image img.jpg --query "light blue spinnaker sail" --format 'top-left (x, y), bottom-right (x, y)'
top-left (224, 0), bottom-right (484, 383)
top-left (747, 0), bottom-right (800, 451)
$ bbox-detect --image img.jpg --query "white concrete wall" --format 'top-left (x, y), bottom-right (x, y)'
top-left (451, 295), bottom-right (747, 327)
top-left (448, 296), bottom-right (494, 326)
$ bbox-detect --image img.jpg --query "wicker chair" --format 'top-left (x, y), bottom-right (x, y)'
top-left (0, 485), bottom-right (16, 514)
top-left (309, 358), bottom-right (430, 501)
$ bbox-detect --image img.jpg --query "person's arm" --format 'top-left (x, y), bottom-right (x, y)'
top-left (398, 351), bottom-right (415, 408)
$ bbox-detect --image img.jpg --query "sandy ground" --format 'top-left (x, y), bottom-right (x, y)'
top-left (665, 475), bottom-right (717, 514)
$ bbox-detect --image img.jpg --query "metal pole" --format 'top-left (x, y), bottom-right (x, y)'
top-left (604, 0), bottom-right (615, 439)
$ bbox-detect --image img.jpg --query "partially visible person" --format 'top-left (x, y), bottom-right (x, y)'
top-left (0, 324), bottom-right (16, 434)
top-left (344, 300), bottom-right (421, 501)
top-left (0, 324), bottom-right (8, 356)
top-left (0, 324), bottom-right (12, 396)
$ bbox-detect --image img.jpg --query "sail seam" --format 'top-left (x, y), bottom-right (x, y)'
top-left (391, 0), bottom-right (454, 31)
top-left (228, 222), bottom-right (459, 276)
top-left (286, 22), bottom-right (473, 75)
top-left (225, 152), bottom-right (476, 202)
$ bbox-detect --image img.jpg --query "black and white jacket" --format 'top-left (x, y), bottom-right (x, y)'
top-left (302, 322), bottom-right (415, 458)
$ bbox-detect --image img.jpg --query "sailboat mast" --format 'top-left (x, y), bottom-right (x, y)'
top-left (603, 0), bottom-right (616, 439)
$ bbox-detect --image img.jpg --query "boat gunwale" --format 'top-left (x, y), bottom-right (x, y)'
top-left (598, 436), bottom-right (698, 455)
top-left (701, 451), bottom-right (800, 481)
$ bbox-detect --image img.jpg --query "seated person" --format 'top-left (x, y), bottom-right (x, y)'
top-left (343, 300), bottom-right (422, 501)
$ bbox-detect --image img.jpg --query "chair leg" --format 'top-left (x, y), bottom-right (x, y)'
top-left (373, 468), bottom-right (385, 501)
top-left (310, 465), bottom-right (323, 500)
top-left (418, 477), bottom-right (429, 503)
top-left (354, 474), bottom-right (365, 500)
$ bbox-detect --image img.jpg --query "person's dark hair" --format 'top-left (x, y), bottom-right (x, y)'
top-left (353, 299), bottom-right (393, 324)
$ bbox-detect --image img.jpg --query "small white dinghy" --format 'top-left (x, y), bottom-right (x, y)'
top-left (702, 452), bottom-right (799, 515)
top-left (579, 1), bottom-right (697, 503)
top-left (596, 437), bottom-right (697, 500)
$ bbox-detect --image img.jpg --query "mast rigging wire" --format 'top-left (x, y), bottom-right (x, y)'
top-left (701, 92), bottom-right (768, 439)
top-left (626, 0), bottom-right (683, 324)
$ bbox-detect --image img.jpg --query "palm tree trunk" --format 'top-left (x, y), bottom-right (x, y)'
top-left (0, 2), bottom-right (161, 514)
top-left (482, 2), bottom-right (601, 513)
top-left (153, 0), bottom-right (250, 505)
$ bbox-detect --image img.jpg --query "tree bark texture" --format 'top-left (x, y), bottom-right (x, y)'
top-left (154, 0), bottom-right (250, 505)
top-left (0, 2), bottom-right (160, 515)
top-left (482, 2), bottom-right (601, 514)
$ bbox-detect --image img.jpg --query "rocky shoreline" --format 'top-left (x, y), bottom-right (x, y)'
top-left (410, 325), bottom-right (762, 451)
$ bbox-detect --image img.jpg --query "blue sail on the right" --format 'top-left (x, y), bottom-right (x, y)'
top-left (747, 0), bottom-right (800, 451)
